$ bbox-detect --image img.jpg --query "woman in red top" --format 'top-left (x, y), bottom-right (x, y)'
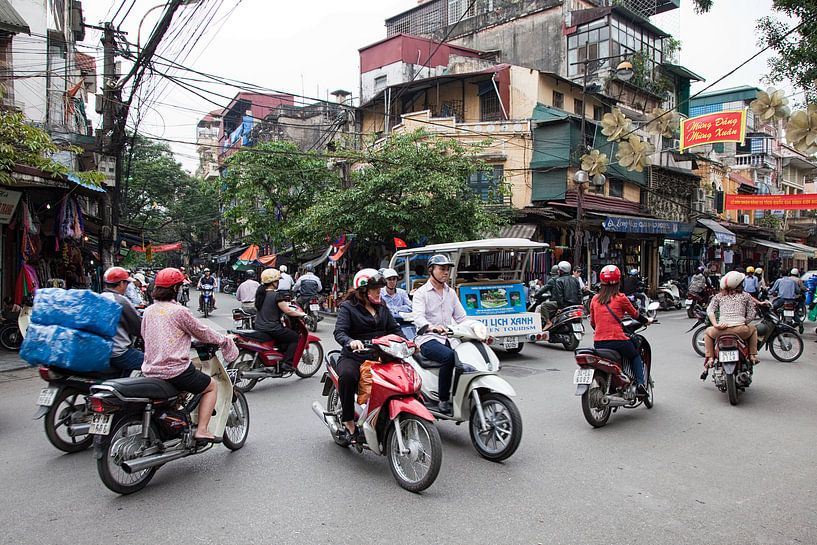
top-left (589, 265), bottom-right (649, 397)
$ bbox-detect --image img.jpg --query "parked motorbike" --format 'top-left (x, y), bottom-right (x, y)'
top-left (409, 320), bottom-right (522, 461)
top-left (689, 304), bottom-right (803, 362)
top-left (313, 335), bottom-right (443, 492)
top-left (232, 307), bottom-right (256, 330)
top-left (221, 279), bottom-right (237, 295)
top-left (88, 342), bottom-right (249, 494)
top-left (527, 301), bottom-right (585, 351)
top-left (573, 302), bottom-right (659, 427)
top-left (200, 287), bottom-right (215, 318)
top-left (228, 315), bottom-right (323, 392)
top-left (685, 287), bottom-right (714, 319)
top-left (656, 280), bottom-right (683, 311)
top-left (0, 320), bottom-right (23, 350)
top-left (705, 332), bottom-right (754, 405)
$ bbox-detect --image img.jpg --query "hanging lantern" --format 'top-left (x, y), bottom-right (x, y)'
top-left (750, 87), bottom-right (790, 122)
top-left (580, 149), bottom-right (609, 176)
top-left (601, 108), bottom-right (633, 142)
top-left (616, 135), bottom-right (654, 172)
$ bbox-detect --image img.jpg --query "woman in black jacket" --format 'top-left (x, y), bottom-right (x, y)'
top-left (333, 268), bottom-right (403, 444)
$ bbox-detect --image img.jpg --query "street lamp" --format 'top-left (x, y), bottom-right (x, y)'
top-left (137, 0), bottom-right (203, 51)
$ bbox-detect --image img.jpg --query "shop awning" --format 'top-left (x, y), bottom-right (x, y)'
top-left (783, 242), bottom-right (817, 259)
top-left (749, 238), bottom-right (794, 258)
top-left (302, 246), bottom-right (332, 270)
top-left (498, 223), bottom-right (536, 239)
top-left (213, 245), bottom-right (247, 264)
top-left (697, 218), bottom-right (736, 245)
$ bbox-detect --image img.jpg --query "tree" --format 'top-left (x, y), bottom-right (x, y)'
top-left (693, 0), bottom-right (817, 101)
top-left (295, 130), bottom-right (508, 248)
top-left (221, 140), bottom-right (338, 248)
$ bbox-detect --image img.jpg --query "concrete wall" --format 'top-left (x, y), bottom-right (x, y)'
top-left (360, 61), bottom-right (448, 104)
top-left (10, 0), bottom-right (48, 124)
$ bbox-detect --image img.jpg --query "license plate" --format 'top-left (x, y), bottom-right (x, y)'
top-left (89, 414), bottom-right (113, 435)
top-left (719, 350), bottom-right (739, 363)
top-left (37, 387), bottom-right (58, 407)
top-left (574, 368), bottom-right (594, 384)
top-left (310, 304), bottom-right (320, 311)
top-left (571, 323), bottom-right (584, 332)
top-left (502, 337), bottom-right (519, 349)
top-left (784, 310), bottom-right (794, 317)
top-left (685, 299), bottom-right (693, 306)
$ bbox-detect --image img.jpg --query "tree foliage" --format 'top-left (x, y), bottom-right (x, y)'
top-left (221, 140), bottom-right (339, 249)
top-left (693, 0), bottom-right (817, 101)
top-left (294, 130), bottom-right (509, 247)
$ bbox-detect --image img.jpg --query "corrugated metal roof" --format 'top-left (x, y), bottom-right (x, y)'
top-left (0, 0), bottom-right (29, 34)
top-left (729, 172), bottom-right (755, 188)
top-left (498, 223), bottom-right (537, 240)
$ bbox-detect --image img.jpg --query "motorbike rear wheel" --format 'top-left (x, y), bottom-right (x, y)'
top-left (304, 314), bottom-right (318, 332)
top-left (96, 415), bottom-right (158, 495)
top-left (691, 326), bottom-right (707, 357)
top-left (386, 414), bottom-right (442, 493)
top-left (325, 385), bottom-right (348, 447)
top-left (581, 374), bottom-right (611, 428)
top-left (563, 334), bottom-right (580, 352)
top-left (0, 324), bottom-right (23, 350)
top-left (726, 372), bottom-right (739, 405)
top-left (45, 388), bottom-right (93, 453)
top-left (295, 341), bottom-right (324, 378)
top-left (643, 377), bottom-right (654, 409)
top-left (769, 331), bottom-right (804, 362)
top-left (228, 351), bottom-right (259, 393)
top-left (222, 388), bottom-right (250, 450)
top-left (469, 392), bottom-right (522, 462)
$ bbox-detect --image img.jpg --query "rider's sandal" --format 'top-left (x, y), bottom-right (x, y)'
top-left (195, 436), bottom-right (223, 446)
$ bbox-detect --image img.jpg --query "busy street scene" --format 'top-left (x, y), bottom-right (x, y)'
top-left (0, 0), bottom-right (816, 544)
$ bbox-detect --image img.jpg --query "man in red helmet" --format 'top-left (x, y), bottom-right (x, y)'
top-left (101, 267), bottom-right (144, 373)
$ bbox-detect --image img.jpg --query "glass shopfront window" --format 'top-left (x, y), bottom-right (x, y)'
top-left (567, 15), bottom-right (664, 78)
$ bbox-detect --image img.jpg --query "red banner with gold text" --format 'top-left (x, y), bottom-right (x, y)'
top-left (679, 110), bottom-right (747, 151)
top-left (131, 242), bottom-right (183, 253)
top-left (725, 194), bottom-right (817, 210)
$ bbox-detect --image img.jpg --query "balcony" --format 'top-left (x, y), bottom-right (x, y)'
top-left (735, 153), bottom-right (774, 169)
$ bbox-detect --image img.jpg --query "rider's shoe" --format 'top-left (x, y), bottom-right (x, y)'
top-left (438, 400), bottom-right (452, 415)
top-left (636, 384), bottom-right (648, 398)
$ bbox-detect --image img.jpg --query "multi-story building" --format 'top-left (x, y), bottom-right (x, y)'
top-left (196, 110), bottom-right (222, 181)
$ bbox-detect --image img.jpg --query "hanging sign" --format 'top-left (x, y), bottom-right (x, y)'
top-left (131, 242), bottom-right (183, 253)
top-left (0, 189), bottom-right (22, 224)
top-left (725, 194), bottom-right (817, 210)
top-left (679, 110), bottom-right (747, 151)
top-left (602, 216), bottom-right (694, 239)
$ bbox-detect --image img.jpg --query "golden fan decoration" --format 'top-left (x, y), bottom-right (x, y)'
top-left (580, 149), bottom-right (609, 176)
top-left (750, 87), bottom-right (790, 122)
top-left (644, 107), bottom-right (680, 139)
top-left (616, 135), bottom-right (654, 173)
top-left (601, 108), bottom-right (633, 142)
top-left (785, 104), bottom-right (817, 155)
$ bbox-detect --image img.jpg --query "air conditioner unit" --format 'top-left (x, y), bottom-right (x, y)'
top-left (693, 201), bottom-right (705, 213)
top-left (740, 214), bottom-right (750, 224)
top-left (695, 187), bottom-right (706, 201)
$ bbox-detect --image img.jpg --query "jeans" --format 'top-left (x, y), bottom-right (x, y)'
top-left (420, 340), bottom-right (456, 401)
top-left (594, 339), bottom-right (645, 386)
top-left (110, 348), bottom-right (144, 374)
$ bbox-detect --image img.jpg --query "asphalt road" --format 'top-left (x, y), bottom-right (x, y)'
top-left (1, 291), bottom-right (816, 545)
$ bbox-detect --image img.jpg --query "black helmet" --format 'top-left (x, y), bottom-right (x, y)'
top-left (427, 254), bottom-right (454, 269)
top-left (245, 270), bottom-right (256, 279)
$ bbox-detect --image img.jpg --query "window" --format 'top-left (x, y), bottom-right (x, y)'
top-left (567, 15), bottom-right (663, 79)
top-left (574, 99), bottom-right (584, 116)
top-left (480, 92), bottom-right (502, 121)
top-left (374, 75), bottom-right (387, 92)
top-left (593, 105), bottom-right (604, 121)
top-left (553, 91), bottom-right (564, 109)
top-left (469, 166), bottom-right (506, 203)
top-left (609, 179), bottom-right (623, 198)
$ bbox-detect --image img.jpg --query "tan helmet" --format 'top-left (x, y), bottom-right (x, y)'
top-left (720, 270), bottom-right (745, 290)
top-left (260, 268), bottom-right (281, 285)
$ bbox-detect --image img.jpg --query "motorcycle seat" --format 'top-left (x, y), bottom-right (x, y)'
top-left (413, 352), bottom-right (444, 369)
top-left (576, 347), bottom-right (621, 362)
top-left (100, 377), bottom-right (178, 399)
top-left (232, 329), bottom-right (272, 342)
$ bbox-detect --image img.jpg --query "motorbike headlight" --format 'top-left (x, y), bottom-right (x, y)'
top-left (470, 321), bottom-right (489, 342)
top-left (380, 340), bottom-right (416, 360)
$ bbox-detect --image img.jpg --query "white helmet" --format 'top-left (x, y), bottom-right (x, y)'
top-left (720, 270), bottom-right (745, 290)
top-left (382, 268), bottom-right (399, 279)
top-left (279, 265), bottom-right (287, 273)
top-left (790, 268), bottom-right (799, 276)
top-left (557, 261), bottom-right (572, 274)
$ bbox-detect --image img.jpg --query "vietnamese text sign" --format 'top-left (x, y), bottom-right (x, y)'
top-left (725, 194), bottom-right (817, 210)
top-left (679, 110), bottom-right (747, 151)
top-left (602, 216), bottom-right (694, 238)
top-left (472, 312), bottom-right (542, 336)
top-left (0, 189), bottom-right (22, 224)
top-left (131, 242), bottom-right (183, 253)
top-left (459, 283), bottom-right (527, 316)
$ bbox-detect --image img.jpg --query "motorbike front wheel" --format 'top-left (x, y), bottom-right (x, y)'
top-left (386, 414), bottom-right (442, 493)
top-left (726, 372), bottom-right (739, 405)
top-left (769, 331), bottom-right (804, 362)
top-left (469, 392), bottom-right (522, 462)
top-left (45, 388), bottom-right (93, 453)
top-left (0, 325), bottom-right (23, 350)
top-left (691, 326), bottom-right (707, 357)
top-left (581, 374), bottom-right (611, 428)
top-left (96, 415), bottom-right (158, 495)
top-left (304, 314), bottom-right (318, 332)
top-left (295, 342), bottom-right (324, 378)
top-left (223, 388), bottom-right (250, 450)
top-left (325, 385), bottom-right (348, 447)
top-left (228, 351), bottom-right (259, 393)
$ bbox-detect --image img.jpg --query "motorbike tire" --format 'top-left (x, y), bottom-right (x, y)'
top-left (385, 414), bottom-right (442, 493)
top-left (304, 314), bottom-right (318, 333)
top-left (203, 305), bottom-right (210, 318)
top-left (769, 332), bottom-right (804, 363)
top-left (691, 326), bottom-right (707, 358)
top-left (581, 374), bottom-right (611, 428)
top-left (563, 334), bottom-right (580, 352)
top-left (643, 377), bottom-right (655, 409)
top-left (44, 388), bottom-right (93, 453)
top-left (295, 341), bottom-right (324, 378)
top-left (326, 385), bottom-right (349, 447)
top-left (0, 325), bottom-right (23, 350)
top-left (726, 372), bottom-right (739, 406)
top-left (222, 388), bottom-right (250, 450)
top-left (96, 415), bottom-right (158, 495)
top-left (687, 305), bottom-right (697, 319)
top-left (228, 351), bottom-right (259, 393)
top-left (469, 392), bottom-right (522, 462)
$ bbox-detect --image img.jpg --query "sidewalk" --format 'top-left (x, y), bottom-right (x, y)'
top-left (0, 350), bottom-right (27, 373)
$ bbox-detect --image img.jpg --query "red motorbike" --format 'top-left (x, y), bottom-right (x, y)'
top-left (685, 286), bottom-right (714, 318)
top-left (313, 335), bottom-right (443, 492)
top-left (707, 334), bottom-right (754, 406)
top-left (227, 316), bottom-right (323, 392)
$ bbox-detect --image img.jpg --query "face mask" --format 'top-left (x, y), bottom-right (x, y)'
top-left (367, 292), bottom-right (382, 305)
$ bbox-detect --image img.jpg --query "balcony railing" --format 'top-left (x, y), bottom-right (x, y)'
top-left (735, 153), bottom-right (774, 169)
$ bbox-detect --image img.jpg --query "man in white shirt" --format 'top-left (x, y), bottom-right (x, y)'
top-left (235, 270), bottom-right (260, 311)
top-left (278, 265), bottom-right (294, 291)
top-left (412, 254), bottom-right (467, 415)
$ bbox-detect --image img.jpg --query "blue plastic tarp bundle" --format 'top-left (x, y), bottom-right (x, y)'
top-left (20, 323), bottom-right (113, 372)
top-left (31, 288), bottom-right (122, 338)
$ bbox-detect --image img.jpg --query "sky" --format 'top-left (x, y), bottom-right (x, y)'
top-left (81, 0), bottom-right (790, 172)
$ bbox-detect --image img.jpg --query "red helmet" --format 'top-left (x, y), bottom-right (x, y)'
top-left (103, 266), bottom-right (132, 284)
top-left (599, 265), bottom-right (621, 285)
top-left (155, 268), bottom-right (185, 288)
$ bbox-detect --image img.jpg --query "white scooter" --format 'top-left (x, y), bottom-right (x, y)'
top-left (409, 319), bottom-right (522, 462)
top-left (656, 280), bottom-right (683, 311)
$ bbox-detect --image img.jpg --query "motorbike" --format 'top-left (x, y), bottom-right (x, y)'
top-left (705, 332), bottom-right (755, 405)
top-left (88, 342), bottom-right (250, 494)
top-left (409, 320), bottom-right (522, 461)
top-left (527, 299), bottom-right (585, 351)
top-left (777, 295), bottom-right (805, 334)
top-left (689, 304), bottom-right (803, 362)
top-left (0, 319), bottom-right (23, 350)
top-left (573, 302), bottom-right (659, 428)
top-left (627, 278), bottom-right (657, 320)
top-left (178, 284), bottom-right (190, 307)
top-left (222, 279), bottom-right (237, 295)
top-left (200, 286), bottom-right (215, 317)
top-left (685, 286), bottom-right (714, 319)
top-left (656, 280), bottom-right (683, 311)
top-left (228, 314), bottom-right (324, 392)
top-left (313, 335), bottom-right (443, 492)
top-left (232, 307), bottom-right (256, 330)
top-left (302, 296), bottom-right (323, 333)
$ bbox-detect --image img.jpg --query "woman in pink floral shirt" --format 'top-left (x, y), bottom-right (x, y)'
top-left (141, 268), bottom-right (238, 442)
